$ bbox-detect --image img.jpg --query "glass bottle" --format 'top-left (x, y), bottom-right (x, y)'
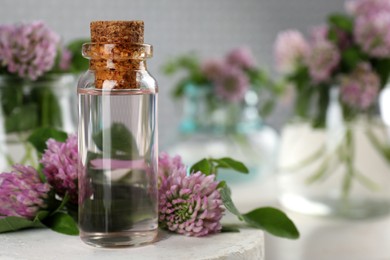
top-left (77, 21), bottom-right (158, 247)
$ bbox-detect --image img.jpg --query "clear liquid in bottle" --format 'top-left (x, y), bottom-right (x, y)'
top-left (78, 89), bottom-right (158, 247)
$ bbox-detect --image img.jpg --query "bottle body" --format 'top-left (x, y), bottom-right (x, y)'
top-left (78, 68), bottom-right (158, 247)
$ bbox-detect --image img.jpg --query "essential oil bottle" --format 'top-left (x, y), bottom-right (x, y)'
top-left (77, 21), bottom-right (158, 247)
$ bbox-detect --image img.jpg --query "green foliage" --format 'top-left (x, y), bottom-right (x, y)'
top-left (190, 158), bottom-right (212, 175)
top-left (372, 58), bottom-right (390, 87)
top-left (190, 157), bottom-right (249, 176)
top-left (243, 207), bottom-right (300, 239)
top-left (341, 47), bottom-right (365, 72)
top-left (0, 77), bottom-right (67, 134)
top-left (211, 158), bottom-right (249, 174)
top-left (0, 216), bottom-right (44, 233)
top-left (92, 122), bottom-right (139, 158)
top-left (41, 212), bottom-right (79, 235)
top-left (219, 183), bottom-right (299, 239)
top-left (328, 14), bottom-right (353, 32)
top-left (30, 86), bottom-right (63, 128)
top-left (220, 185), bottom-right (244, 220)
top-left (66, 39), bottom-right (90, 73)
top-left (162, 54), bottom-right (208, 99)
top-left (27, 127), bottom-right (67, 154)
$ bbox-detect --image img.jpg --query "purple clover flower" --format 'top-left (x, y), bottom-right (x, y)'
top-left (0, 21), bottom-right (60, 80)
top-left (354, 13), bottom-right (390, 58)
top-left (274, 30), bottom-right (309, 74)
top-left (305, 27), bottom-right (340, 83)
top-left (201, 58), bottom-right (225, 81)
top-left (0, 165), bottom-right (51, 219)
top-left (346, 0), bottom-right (390, 17)
top-left (40, 135), bottom-right (78, 204)
top-left (158, 152), bottom-right (186, 182)
top-left (214, 64), bottom-right (249, 102)
top-left (340, 63), bottom-right (380, 110)
top-left (158, 153), bottom-right (224, 237)
top-left (226, 47), bottom-right (256, 70)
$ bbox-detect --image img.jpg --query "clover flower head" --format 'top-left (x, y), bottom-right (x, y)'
top-left (340, 63), bottom-right (380, 110)
top-left (0, 21), bottom-right (60, 80)
top-left (214, 64), bottom-right (249, 102)
top-left (354, 13), bottom-right (390, 58)
top-left (40, 135), bottom-right (78, 203)
top-left (226, 47), bottom-right (256, 70)
top-left (306, 37), bottom-right (340, 83)
top-left (274, 30), bottom-right (309, 74)
top-left (0, 165), bottom-right (51, 219)
top-left (158, 153), bottom-right (224, 237)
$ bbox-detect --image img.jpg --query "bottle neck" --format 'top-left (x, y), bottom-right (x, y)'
top-left (89, 59), bottom-right (147, 71)
top-left (90, 59), bottom-right (148, 89)
top-left (82, 43), bottom-right (153, 90)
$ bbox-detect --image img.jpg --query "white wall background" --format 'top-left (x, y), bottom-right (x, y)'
top-left (0, 0), bottom-right (344, 147)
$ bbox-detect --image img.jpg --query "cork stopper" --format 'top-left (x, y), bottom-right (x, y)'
top-left (89, 20), bottom-right (148, 90)
top-left (90, 21), bottom-right (144, 44)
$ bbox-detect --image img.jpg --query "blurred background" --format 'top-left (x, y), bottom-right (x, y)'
top-left (0, 0), bottom-right (343, 146)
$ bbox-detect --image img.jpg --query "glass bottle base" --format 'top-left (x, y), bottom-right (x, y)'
top-left (80, 229), bottom-right (158, 248)
top-left (279, 193), bottom-right (390, 219)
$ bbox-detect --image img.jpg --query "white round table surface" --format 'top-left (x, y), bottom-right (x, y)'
top-left (0, 227), bottom-right (264, 260)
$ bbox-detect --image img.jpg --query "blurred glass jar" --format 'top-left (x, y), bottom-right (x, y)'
top-left (168, 84), bottom-right (279, 184)
top-left (0, 74), bottom-right (77, 170)
top-left (278, 87), bottom-right (390, 219)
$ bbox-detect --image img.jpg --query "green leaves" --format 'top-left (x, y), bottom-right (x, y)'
top-left (27, 127), bottom-right (67, 153)
top-left (41, 212), bottom-right (79, 235)
top-left (220, 183), bottom-right (299, 239)
top-left (0, 216), bottom-right (44, 233)
top-left (220, 186), bottom-right (243, 220)
top-left (93, 123), bottom-right (139, 158)
top-left (190, 157), bottom-right (249, 176)
top-left (30, 86), bottom-right (62, 128)
top-left (372, 58), bottom-right (390, 87)
top-left (328, 14), bottom-right (353, 32)
top-left (243, 207), bottom-right (300, 239)
top-left (162, 54), bottom-right (208, 99)
top-left (66, 39), bottom-right (90, 73)
top-left (5, 103), bottom-right (38, 133)
top-left (0, 78), bottom-right (65, 134)
top-left (215, 158), bottom-right (249, 173)
top-left (190, 158), bottom-right (212, 175)
top-left (0, 212), bottom-right (79, 235)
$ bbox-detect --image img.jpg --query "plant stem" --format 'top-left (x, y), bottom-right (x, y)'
top-left (341, 127), bottom-right (354, 202)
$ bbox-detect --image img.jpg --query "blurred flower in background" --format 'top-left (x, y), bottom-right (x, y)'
top-left (340, 63), bottom-right (380, 110)
top-left (274, 0), bottom-right (390, 219)
top-left (274, 30), bottom-right (308, 74)
top-left (0, 21), bottom-right (87, 79)
top-left (274, 0), bottom-right (390, 125)
top-left (0, 21), bottom-right (60, 80)
top-left (0, 20), bottom-right (88, 170)
top-left (306, 26), bottom-right (340, 83)
top-left (163, 48), bottom-right (281, 188)
top-left (163, 47), bottom-right (282, 118)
